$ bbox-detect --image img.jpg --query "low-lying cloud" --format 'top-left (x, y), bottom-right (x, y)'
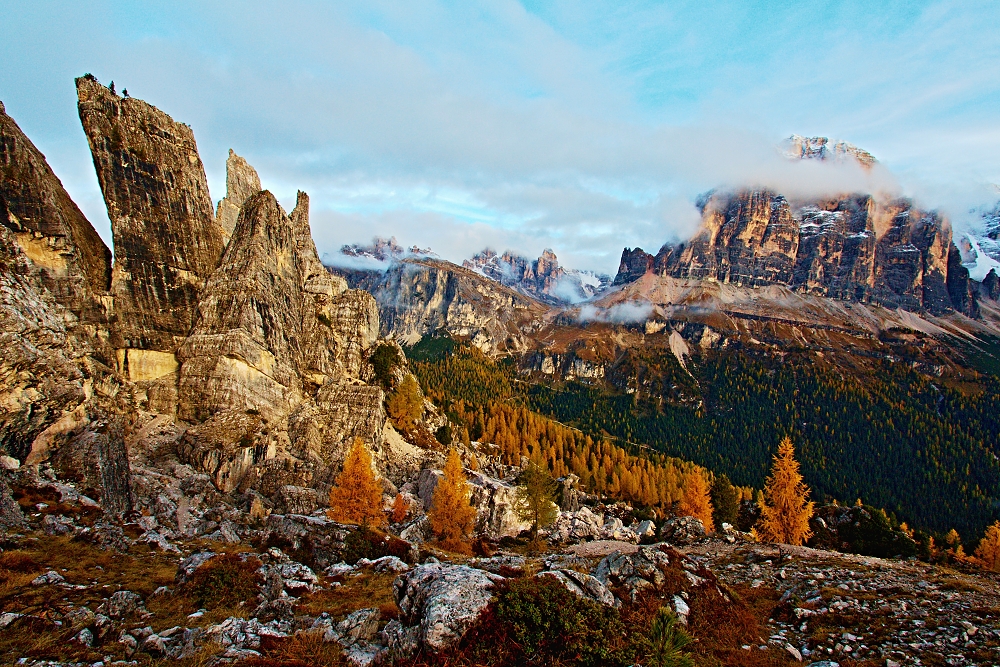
top-left (578, 300), bottom-right (654, 324)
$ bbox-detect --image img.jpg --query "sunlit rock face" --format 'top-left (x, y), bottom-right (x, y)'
top-left (76, 75), bottom-right (226, 356)
top-left (618, 190), bottom-right (977, 317)
top-left (0, 100), bottom-right (111, 326)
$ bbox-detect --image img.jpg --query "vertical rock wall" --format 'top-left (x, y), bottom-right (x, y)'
top-left (76, 76), bottom-right (226, 366)
top-left (0, 100), bottom-right (111, 324)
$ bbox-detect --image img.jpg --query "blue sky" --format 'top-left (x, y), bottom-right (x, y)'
top-left (2, 1), bottom-right (998, 273)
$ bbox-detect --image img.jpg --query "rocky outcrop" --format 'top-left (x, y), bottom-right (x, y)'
top-left (76, 75), bottom-right (226, 365)
top-left (177, 191), bottom-right (306, 423)
top-left (393, 563), bottom-right (504, 652)
top-left (613, 247), bottom-right (654, 285)
top-left (215, 149), bottom-right (261, 240)
top-left (372, 258), bottom-right (544, 351)
top-left (622, 189), bottom-right (978, 317)
top-left (177, 182), bottom-right (384, 492)
top-left (462, 248), bottom-right (610, 304)
top-left (0, 100), bottom-right (111, 323)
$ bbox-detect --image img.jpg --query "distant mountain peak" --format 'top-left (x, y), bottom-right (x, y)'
top-left (463, 248), bottom-right (610, 304)
top-left (784, 135), bottom-right (877, 170)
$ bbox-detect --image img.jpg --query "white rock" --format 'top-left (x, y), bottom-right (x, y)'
top-left (393, 563), bottom-right (504, 651)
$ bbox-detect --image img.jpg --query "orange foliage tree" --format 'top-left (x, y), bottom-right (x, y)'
top-left (975, 522), bottom-right (1000, 570)
top-left (757, 437), bottom-right (814, 545)
top-left (328, 438), bottom-right (386, 528)
top-left (678, 468), bottom-right (714, 532)
top-left (391, 492), bottom-right (409, 524)
top-left (429, 448), bottom-right (477, 552)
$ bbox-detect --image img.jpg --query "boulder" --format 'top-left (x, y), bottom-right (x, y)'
top-left (659, 516), bottom-right (707, 544)
top-left (594, 546), bottom-right (673, 597)
top-left (324, 607), bottom-right (380, 647)
top-left (0, 475), bottom-right (25, 529)
top-left (537, 569), bottom-right (615, 606)
top-left (393, 563), bottom-right (504, 652)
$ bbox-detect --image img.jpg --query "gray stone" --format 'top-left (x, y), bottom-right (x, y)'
top-left (393, 563), bottom-right (504, 651)
top-left (31, 570), bottom-right (65, 586)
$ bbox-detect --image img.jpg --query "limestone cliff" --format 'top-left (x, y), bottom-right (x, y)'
top-left (621, 190), bottom-right (978, 317)
top-left (373, 258), bottom-right (546, 352)
top-left (215, 149), bottom-right (261, 240)
top-left (76, 75), bottom-right (226, 370)
top-left (0, 223), bottom-right (133, 514)
top-left (0, 100), bottom-right (111, 324)
top-left (177, 190), bottom-right (306, 423)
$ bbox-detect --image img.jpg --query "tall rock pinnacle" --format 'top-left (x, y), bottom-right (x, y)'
top-left (215, 149), bottom-right (262, 240)
top-left (0, 99), bottom-right (111, 322)
top-left (75, 75), bottom-right (226, 376)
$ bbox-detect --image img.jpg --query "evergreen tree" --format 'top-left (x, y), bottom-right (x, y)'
top-left (646, 607), bottom-right (693, 667)
top-left (328, 438), bottom-right (385, 527)
top-left (391, 492), bottom-right (408, 524)
top-left (710, 473), bottom-right (740, 528)
top-left (975, 521), bottom-right (1000, 571)
top-left (678, 468), bottom-right (714, 532)
top-left (757, 437), bottom-right (814, 545)
top-left (429, 448), bottom-right (477, 553)
top-left (514, 461), bottom-right (559, 543)
top-left (387, 374), bottom-right (423, 431)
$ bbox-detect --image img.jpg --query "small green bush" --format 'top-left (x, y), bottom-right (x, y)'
top-left (184, 553), bottom-right (262, 609)
top-left (490, 576), bottom-right (630, 666)
top-left (342, 526), bottom-right (411, 564)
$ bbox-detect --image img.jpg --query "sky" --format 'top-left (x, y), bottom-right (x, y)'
top-left (1, 0), bottom-right (999, 275)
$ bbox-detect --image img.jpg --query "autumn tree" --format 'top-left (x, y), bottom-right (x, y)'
top-left (514, 461), bottom-right (559, 544)
top-left (429, 448), bottom-right (477, 552)
top-left (710, 473), bottom-right (740, 528)
top-left (387, 374), bottom-right (423, 431)
top-left (975, 521), bottom-right (1000, 571)
top-left (757, 437), bottom-right (814, 545)
top-left (678, 468), bottom-right (714, 532)
top-left (328, 438), bottom-right (385, 528)
top-left (391, 492), bottom-right (409, 524)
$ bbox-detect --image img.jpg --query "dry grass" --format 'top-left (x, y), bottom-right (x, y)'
top-left (241, 630), bottom-right (346, 667)
top-left (296, 571), bottom-right (398, 621)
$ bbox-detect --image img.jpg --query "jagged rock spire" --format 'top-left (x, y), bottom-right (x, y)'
top-left (76, 75), bottom-right (226, 368)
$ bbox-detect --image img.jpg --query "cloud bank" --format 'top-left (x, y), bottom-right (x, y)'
top-left (1, 1), bottom-right (998, 274)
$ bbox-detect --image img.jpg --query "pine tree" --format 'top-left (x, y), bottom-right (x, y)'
top-left (387, 374), bottom-right (424, 431)
top-left (646, 607), bottom-right (693, 667)
top-left (757, 437), bottom-right (814, 546)
top-left (391, 492), bottom-right (408, 524)
top-left (976, 521), bottom-right (1000, 571)
top-left (429, 448), bottom-right (477, 553)
top-left (678, 468), bottom-right (714, 532)
top-left (328, 438), bottom-right (385, 527)
top-left (513, 461), bottom-right (559, 544)
top-left (710, 473), bottom-right (740, 528)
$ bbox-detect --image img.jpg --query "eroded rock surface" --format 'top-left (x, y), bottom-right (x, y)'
top-left (0, 100), bottom-right (111, 324)
top-left (76, 75), bottom-right (225, 363)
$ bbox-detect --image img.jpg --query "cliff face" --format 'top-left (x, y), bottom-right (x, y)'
top-left (373, 258), bottom-right (545, 352)
top-left (177, 191), bottom-right (306, 423)
top-left (76, 76), bottom-right (226, 365)
top-left (620, 190), bottom-right (977, 317)
top-left (0, 100), bottom-right (111, 324)
top-left (464, 248), bottom-right (610, 302)
top-left (215, 149), bottom-right (261, 241)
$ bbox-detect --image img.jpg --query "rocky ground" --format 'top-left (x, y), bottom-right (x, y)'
top-left (3, 467), bottom-right (1000, 667)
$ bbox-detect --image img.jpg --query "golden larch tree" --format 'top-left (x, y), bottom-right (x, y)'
top-left (391, 492), bottom-right (408, 524)
top-left (678, 468), bottom-right (714, 532)
top-left (757, 437), bottom-right (814, 545)
top-left (328, 438), bottom-right (386, 528)
top-left (429, 448), bottom-right (477, 552)
top-left (976, 521), bottom-right (1000, 571)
